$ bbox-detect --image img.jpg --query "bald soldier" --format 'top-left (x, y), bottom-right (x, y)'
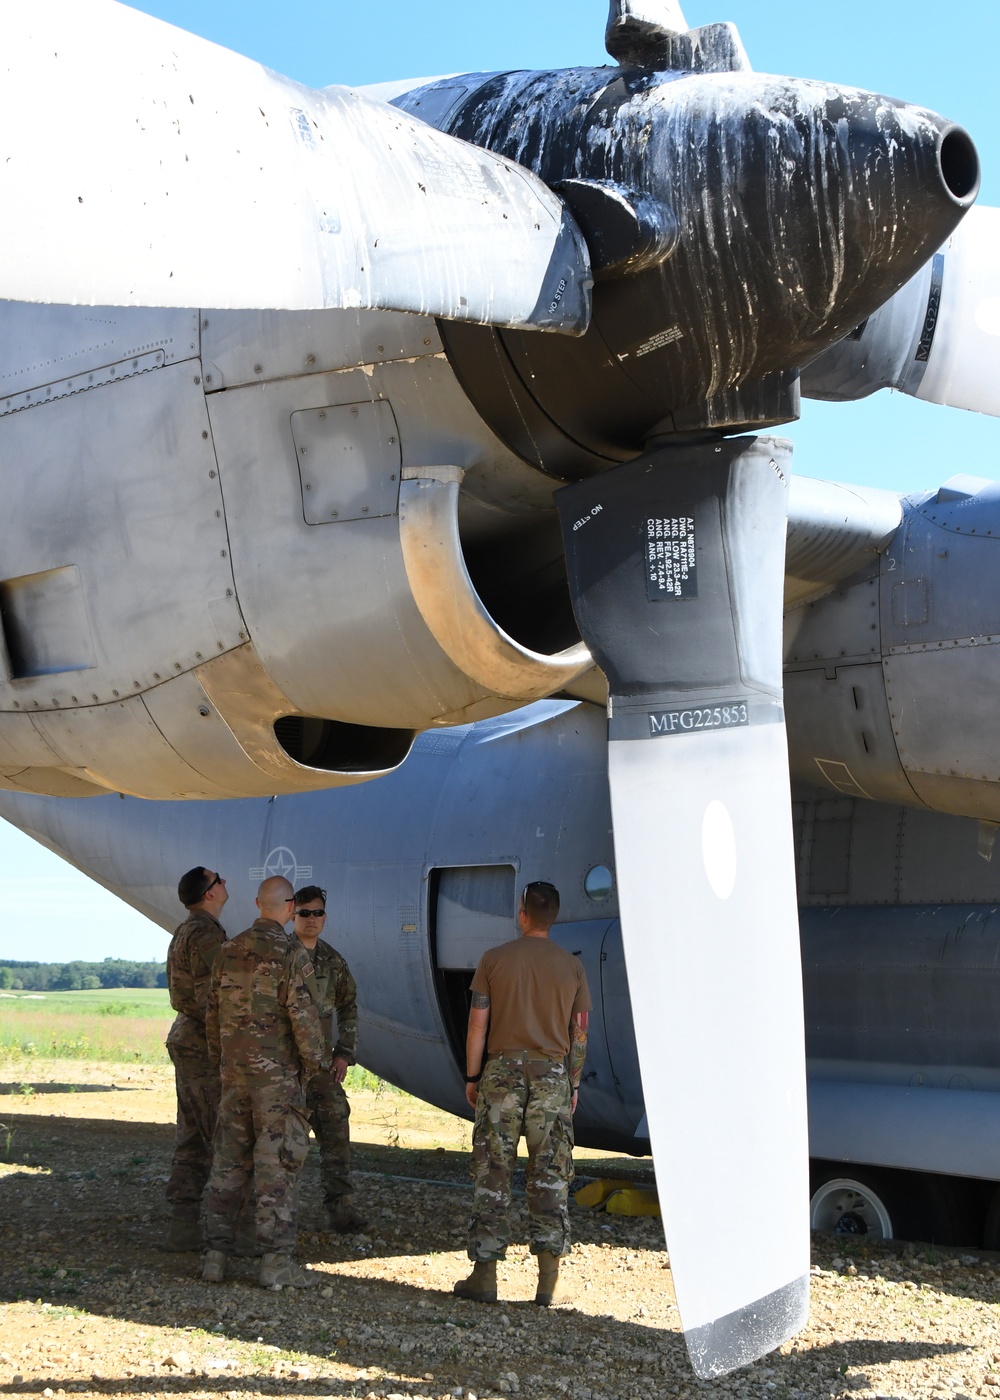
top-left (202, 875), bottom-right (328, 1288)
top-left (454, 880), bottom-right (591, 1307)
top-left (163, 866), bottom-right (229, 1251)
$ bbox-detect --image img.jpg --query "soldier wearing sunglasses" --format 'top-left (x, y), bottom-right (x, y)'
top-left (292, 884), bottom-right (367, 1234)
top-left (163, 865), bottom-right (229, 1251)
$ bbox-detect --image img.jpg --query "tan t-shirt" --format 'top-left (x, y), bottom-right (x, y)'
top-left (471, 936), bottom-right (592, 1058)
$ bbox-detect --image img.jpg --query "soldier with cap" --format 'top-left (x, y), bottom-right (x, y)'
top-left (202, 875), bottom-right (328, 1288)
top-left (163, 866), bottom-right (229, 1251)
top-left (293, 884), bottom-right (368, 1233)
top-left (454, 880), bottom-right (591, 1307)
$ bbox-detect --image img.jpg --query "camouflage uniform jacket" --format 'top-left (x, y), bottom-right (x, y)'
top-left (206, 919), bottom-right (327, 1083)
top-left (309, 938), bottom-right (358, 1065)
top-left (166, 909), bottom-right (227, 1054)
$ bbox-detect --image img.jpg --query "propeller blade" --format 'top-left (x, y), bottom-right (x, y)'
top-left (912, 205), bottom-right (1000, 414)
top-left (0, 1), bottom-right (590, 331)
top-left (802, 205), bottom-right (1000, 417)
top-left (556, 438), bottom-right (809, 1377)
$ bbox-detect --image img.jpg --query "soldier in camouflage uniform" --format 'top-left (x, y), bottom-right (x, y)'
top-left (455, 881), bottom-right (591, 1307)
top-left (293, 885), bottom-right (368, 1233)
top-left (202, 875), bottom-right (328, 1289)
top-left (163, 866), bottom-right (229, 1251)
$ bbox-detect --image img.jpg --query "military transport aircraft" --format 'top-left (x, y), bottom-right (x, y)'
top-left (2, 0), bottom-right (1000, 1378)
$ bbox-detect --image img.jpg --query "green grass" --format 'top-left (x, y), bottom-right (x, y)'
top-left (0, 988), bottom-right (169, 1016)
top-left (0, 988), bottom-right (172, 1062)
top-left (0, 991), bottom-right (410, 1079)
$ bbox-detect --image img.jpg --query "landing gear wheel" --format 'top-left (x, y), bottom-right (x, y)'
top-left (810, 1172), bottom-right (895, 1240)
top-left (810, 1163), bottom-right (980, 1246)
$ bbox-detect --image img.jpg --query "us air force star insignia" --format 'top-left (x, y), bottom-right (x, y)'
top-left (249, 845), bottom-right (314, 880)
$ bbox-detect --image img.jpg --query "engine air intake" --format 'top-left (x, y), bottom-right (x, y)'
top-left (273, 715), bottom-right (414, 774)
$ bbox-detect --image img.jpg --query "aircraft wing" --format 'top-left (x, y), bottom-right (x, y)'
top-left (0, 1), bottom-right (590, 332)
top-left (784, 477), bottom-right (903, 607)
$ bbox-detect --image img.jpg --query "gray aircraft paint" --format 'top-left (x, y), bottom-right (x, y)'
top-left (0, 0), bottom-right (991, 1375)
top-left (4, 692), bottom-right (1000, 1184)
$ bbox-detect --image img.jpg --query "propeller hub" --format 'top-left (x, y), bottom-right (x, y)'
top-left (414, 66), bottom-right (980, 474)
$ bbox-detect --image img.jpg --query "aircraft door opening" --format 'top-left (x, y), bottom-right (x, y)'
top-left (430, 863), bottom-right (518, 1071)
top-left (430, 867), bottom-right (649, 1153)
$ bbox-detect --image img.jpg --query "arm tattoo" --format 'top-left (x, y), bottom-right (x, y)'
top-left (568, 1017), bottom-right (588, 1088)
top-left (470, 991), bottom-right (490, 1011)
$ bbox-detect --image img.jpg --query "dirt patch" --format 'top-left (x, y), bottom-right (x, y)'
top-left (2, 1062), bottom-right (1000, 1399)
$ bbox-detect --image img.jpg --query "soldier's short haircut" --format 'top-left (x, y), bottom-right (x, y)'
top-left (520, 880), bottom-right (560, 928)
top-left (294, 884), bottom-right (327, 908)
top-left (178, 866), bottom-right (210, 908)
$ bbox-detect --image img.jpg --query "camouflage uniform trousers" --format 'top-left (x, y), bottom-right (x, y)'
top-left (306, 1070), bottom-right (353, 1203)
top-left (468, 1052), bottom-right (574, 1262)
top-left (204, 1074), bottom-right (311, 1255)
top-left (166, 1040), bottom-right (220, 1210)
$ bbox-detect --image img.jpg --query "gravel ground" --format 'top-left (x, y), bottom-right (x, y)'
top-left (3, 1066), bottom-right (1000, 1400)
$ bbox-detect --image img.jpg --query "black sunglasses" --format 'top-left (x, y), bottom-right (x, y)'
top-left (295, 907), bottom-right (326, 918)
top-left (203, 873), bottom-right (225, 896)
top-left (521, 880), bottom-right (557, 903)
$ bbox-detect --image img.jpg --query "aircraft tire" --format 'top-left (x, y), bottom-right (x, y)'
top-left (810, 1165), bottom-right (899, 1240)
top-left (810, 1163), bottom-right (979, 1246)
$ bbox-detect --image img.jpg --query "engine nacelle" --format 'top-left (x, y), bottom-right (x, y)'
top-left (785, 475), bottom-right (1000, 822)
top-left (0, 304), bottom-right (593, 800)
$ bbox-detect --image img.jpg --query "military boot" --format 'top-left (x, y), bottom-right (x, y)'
top-left (201, 1249), bottom-right (228, 1283)
top-left (534, 1251), bottom-right (571, 1306)
top-left (232, 1220), bottom-right (262, 1257)
top-left (258, 1253), bottom-right (320, 1288)
top-left (452, 1260), bottom-right (498, 1303)
top-left (324, 1199), bottom-right (368, 1234)
top-left (163, 1209), bottom-right (201, 1252)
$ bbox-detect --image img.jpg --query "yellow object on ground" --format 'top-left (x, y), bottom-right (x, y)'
top-left (574, 1177), bottom-right (640, 1209)
top-left (604, 1187), bottom-right (661, 1217)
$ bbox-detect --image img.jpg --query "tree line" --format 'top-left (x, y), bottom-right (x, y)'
top-left (0, 959), bottom-right (167, 991)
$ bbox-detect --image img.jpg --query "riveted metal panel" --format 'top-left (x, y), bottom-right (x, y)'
top-left (291, 400), bottom-right (400, 523)
top-left (206, 358), bottom-right (532, 728)
top-left (843, 800), bottom-right (904, 905)
top-left (891, 577), bottom-right (928, 626)
top-left (784, 662), bottom-right (918, 807)
top-left (881, 505), bottom-right (1000, 652)
top-left (201, 307), bottom-right (441, 389)
top-left (897, 804), bottom-right (1000, 903)
top-left (884, 644), bottom-right (1000, 820)
top-left (0, 363), bottom-right (237, 712)
top-left (0, 303), bottom-right (199, 402)
top-left (29, 694), bottom-right (229, 798)
top-left (783, 569), bottom-right (880, 668)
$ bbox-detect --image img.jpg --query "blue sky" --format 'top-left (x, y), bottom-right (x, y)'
top-left (2, 0), bottom-right (997, 963)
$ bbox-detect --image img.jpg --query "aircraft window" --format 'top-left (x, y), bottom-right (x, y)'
top-left (584, 864), bottom-right (614, 902)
